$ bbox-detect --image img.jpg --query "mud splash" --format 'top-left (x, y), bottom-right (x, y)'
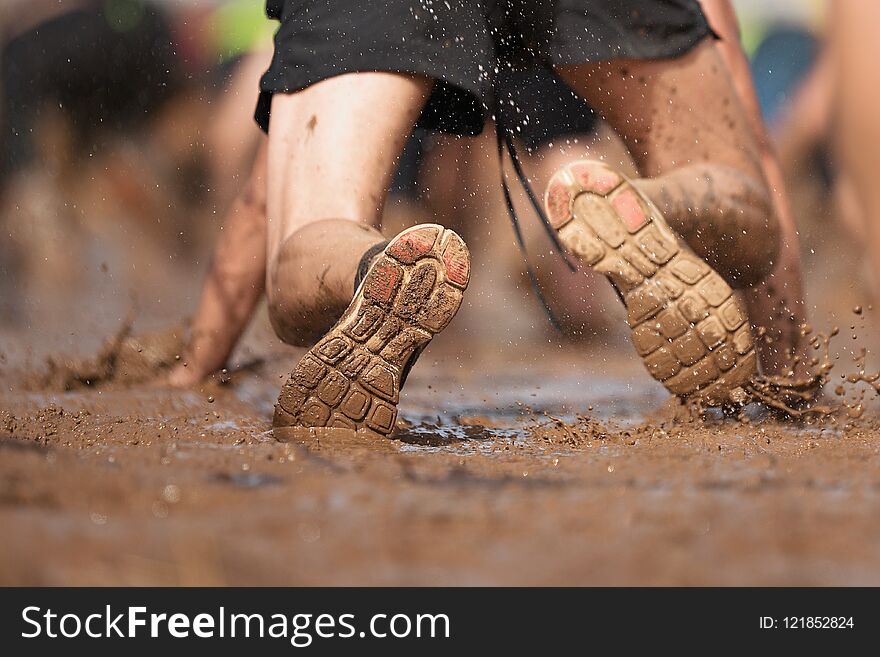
top-left (528, 411), bottom-right (613, 447)
top-left (25, 319), bottom-right (187, 392)
top-left (748, 305), bottom-right (880, 420)
top-left (742, 326), bottom-right (835, 417)
top-left (15, 304), bottom-right (880, 434)
top-left (702, 304), bottom-right (880, 422)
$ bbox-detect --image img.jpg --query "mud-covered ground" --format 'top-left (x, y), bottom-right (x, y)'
top-left (3, 319), bottom-right (880, 586)
top-left (2, 175), bottom-right (880, 585)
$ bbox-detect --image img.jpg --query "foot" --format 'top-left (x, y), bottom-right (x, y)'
top-left (273, 224), bottom-right (470, 439)
top-left (545, 160), bottom-right (757, 405)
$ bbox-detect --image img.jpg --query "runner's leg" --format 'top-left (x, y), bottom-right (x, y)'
top-left (557, 39), bottom-right (778, 289)
top-left (264, 72), bottom-right (432, 345)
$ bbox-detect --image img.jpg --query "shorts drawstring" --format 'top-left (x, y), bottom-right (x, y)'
top-left (494, 95), bottom-right (578, 332)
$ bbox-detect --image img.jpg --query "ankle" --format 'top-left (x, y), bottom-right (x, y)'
top-left (353, 239), bottom-right (390, 293)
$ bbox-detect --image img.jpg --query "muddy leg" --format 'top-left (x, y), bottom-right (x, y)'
top-left (265, 72), bottom-right (432, 346)
top-left (265, 72), bottom-right (471, 438)
top-left (695, 0), bottom-right (809, 376)
top-left (557, 39), bottom-right (778, 290)
top-left (550, 39), bottom-right (780, 401)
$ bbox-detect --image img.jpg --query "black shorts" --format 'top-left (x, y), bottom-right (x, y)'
top-left (256, 0), bottom-right (712, 135)
top-left (499, 67), bottom-right (598, 151)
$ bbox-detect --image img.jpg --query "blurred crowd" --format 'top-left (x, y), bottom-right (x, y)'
top-left (0, 0), bottom-right (877, 358)
top-left (1, 0), bottom-right (272, 345)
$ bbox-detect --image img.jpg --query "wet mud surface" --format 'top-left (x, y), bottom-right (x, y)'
top-left (3, 334), bottom-right (880, 586)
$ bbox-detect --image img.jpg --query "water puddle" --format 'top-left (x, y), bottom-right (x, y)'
top-left (211, 472), bottom-right (285, 489)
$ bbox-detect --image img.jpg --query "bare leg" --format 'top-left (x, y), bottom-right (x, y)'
top-left (168, 138), bottom-right (269, 387)
top-left (558, 39), bottom-right (778, 290)
top-left (266, 72), bottom-right (472, 438)
top-left (699, 0), bottom-right (810, 376)
top-left (546, 39), bottom-right (777, 401)
top-left (743, 160), bottom-right (809, 375)
top-left (265, 72), bottom-right (432, 345)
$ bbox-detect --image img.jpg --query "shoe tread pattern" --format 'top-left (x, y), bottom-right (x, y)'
top-left (545, 161), bottom-right (757, 404)
top-left (273, 224), bottom-right (469, 438)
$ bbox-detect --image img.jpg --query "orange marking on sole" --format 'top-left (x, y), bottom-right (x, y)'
top-left (545, 179), bottom-right (573, 228)
top-left (443, 244), bottom-right (470, 288)
top-left (612, 189), bottom-right (649, 232)
top-left (570, 163), bottom-right (622, 195)
top-left (385, 227), bottom-right (439, 263)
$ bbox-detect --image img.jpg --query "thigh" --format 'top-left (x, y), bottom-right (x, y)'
top-left (556, 38), bottom-right (763, 179)
top-left (265, 71), bottom-right (432, 262)
top-left (256, 0), bottom-right (493, 137)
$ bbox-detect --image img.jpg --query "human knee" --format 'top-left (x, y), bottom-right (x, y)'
top-left (265, 220), bottom-right (375, 347)
top-left (267, 294), bottom-right (336, 347)
top-left (266, 229), bottom-right (340, 347)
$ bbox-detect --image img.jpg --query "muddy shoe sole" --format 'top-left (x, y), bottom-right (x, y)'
top-left (545, 160), bottom-right (757, 405)
top-left (273, 224), bottom-right (470, 440)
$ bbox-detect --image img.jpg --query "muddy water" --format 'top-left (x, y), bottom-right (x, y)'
top-left (3, 333), bottom-right (880, 586)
